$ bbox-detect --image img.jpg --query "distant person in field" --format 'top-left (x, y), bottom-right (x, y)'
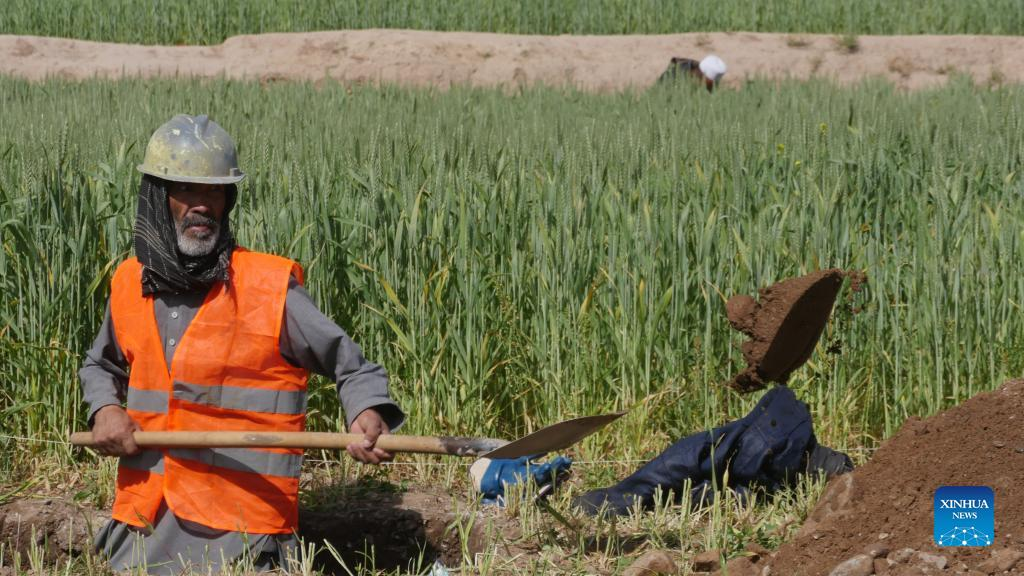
top-left (657, 54), bottom-right (728, 91)
top-left (79, 114), bottom-right (403, 574)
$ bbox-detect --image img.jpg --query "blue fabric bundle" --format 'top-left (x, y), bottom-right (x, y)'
top-left (573, 386), bottom-right (842, 515)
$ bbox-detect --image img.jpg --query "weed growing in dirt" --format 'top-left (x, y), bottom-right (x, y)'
top-left (834, 34), bottom-right (860, 54)
top-left (888, 56), bottom-right (916, 78)
top-left (786, 35), bottom-right (812, 48)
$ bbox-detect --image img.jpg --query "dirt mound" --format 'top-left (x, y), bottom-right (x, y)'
top-left (0, 499), bottom-right (108, 564)
top-left (2, 31), bottom-right (1024, 91)
top-left (726, 269), bottom-right (846, 392)
top-left (719, 379), bottom-right (1024, 575)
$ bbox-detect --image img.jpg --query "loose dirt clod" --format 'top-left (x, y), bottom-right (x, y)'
top-left (828, 554), bottom-right (873, 576)
top-left (754, 379), bottom-right (1024, 575)
top-left (726, 269), bottom-right (847, 392)
top-left (720, 554), bottom-right (762, 576)
top-left (914, 551), bottom-right (947, 570)
top-left (890, 548), bottom-right (916, 564)
top-left (623, 549), bottom-right (678, 576)
top-left (863, 542), bottom-right (890, 559)
top-left (977, 547), bottom-right (1024, 573)
top-left (692, 549), bottom-right (723, 571)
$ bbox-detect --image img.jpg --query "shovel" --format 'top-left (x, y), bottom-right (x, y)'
top-left (70, 412), bottom-right (624, 459)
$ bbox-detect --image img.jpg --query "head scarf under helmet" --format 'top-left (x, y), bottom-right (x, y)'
top-left (134, 175), bottom-right (237, 295)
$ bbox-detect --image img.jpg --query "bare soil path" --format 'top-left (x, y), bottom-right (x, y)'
top-left (2, 30), bottom-right (1023, 90)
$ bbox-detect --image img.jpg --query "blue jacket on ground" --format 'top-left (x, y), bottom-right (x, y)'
top-left (573, 385), bottom-right (833, 515)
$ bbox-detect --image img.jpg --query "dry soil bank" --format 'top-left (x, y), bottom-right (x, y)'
top-left (2, 30), bottom-right (1023, 90)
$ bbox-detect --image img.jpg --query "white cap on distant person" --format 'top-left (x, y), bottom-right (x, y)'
top-left (699, 55), bottom-right (727, 84)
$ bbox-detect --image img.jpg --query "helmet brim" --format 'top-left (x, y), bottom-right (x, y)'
top-left (137, 165), bottom-right (245, 185)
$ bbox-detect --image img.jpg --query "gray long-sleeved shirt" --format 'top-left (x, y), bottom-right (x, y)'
top-left (80, 277), bottom-right (404, 431)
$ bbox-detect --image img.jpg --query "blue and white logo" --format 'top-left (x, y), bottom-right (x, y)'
top-left (934, 486), bottom-right (994, 547)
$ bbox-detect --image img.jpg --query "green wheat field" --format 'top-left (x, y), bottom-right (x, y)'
top-left (3, 0), bottom-right (1024, 44)
top-left (1, 71), bottom-right (1023, 572)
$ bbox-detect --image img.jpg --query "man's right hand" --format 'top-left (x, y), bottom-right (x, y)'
top-left (92, 405), bottom-right (141, 456)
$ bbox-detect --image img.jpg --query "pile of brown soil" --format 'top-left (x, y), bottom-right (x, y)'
top-left (725, 269), bottom-right (846, 392)
top-left (0, 498), bottom-right (108, 564)
top-left (719, 379), bottom-right (1024, 576)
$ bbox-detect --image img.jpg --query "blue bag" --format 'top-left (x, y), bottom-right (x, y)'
top-left (573, 386), bottom-right (851, 515)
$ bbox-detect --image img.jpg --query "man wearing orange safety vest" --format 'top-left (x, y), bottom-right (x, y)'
top-left (79, 114), bottom-right (403, 574)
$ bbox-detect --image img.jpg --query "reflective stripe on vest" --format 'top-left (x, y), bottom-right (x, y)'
top-left (120, 449), bottom-right (165, 475)
top-left (126, 388), bottom-right (169, 413)
top-left (108, 249), bottom-right (309, 534)
top-left (172, 381), bottom-right (307, 415)
top-left (169, 448), bottom-right (302, 478)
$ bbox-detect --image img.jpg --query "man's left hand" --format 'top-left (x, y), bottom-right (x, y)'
top-left (347, 408), bottom-right (394, 464)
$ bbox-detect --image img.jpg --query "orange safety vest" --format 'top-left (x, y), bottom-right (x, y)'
top-left (108, 248), bottom-right (309, 534)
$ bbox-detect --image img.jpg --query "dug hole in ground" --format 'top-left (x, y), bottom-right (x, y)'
top-left (0, 481), bottom-right (494, 574)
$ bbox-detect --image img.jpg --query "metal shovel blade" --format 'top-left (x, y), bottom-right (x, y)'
top-left (482, 412), bottom-right (625, 459)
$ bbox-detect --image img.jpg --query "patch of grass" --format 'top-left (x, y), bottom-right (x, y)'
top-left (809, 54), bottom-right (825, 74)
top-left (2, 0), bottom-right (1024, 44)
top-left (834, 34), bottom-right (860, 54)
top-left (786, 35), bottom-right (811, 48)
top-left (888, 56), bottom-right (916, 78)
top-left (987, 67), bottom-right (1006, 87)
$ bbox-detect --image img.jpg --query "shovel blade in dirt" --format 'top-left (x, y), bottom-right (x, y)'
top-left (480, 412), bottom-right (626, 459)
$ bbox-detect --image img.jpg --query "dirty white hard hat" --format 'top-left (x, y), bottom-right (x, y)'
top-left (699, 55), bottom-right (728, 84)
top-left (137, 114), bottom-right (245, 184)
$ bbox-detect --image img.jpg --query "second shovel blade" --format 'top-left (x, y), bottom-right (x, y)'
top-left (482, 412), bottom-right (625, 459)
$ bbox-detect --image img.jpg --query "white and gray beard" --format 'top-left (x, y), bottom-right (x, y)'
top-left (175, 214), bottom-right (220, 256)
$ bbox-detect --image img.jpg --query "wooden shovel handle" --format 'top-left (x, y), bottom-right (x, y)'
top-left (69, 431), bottom-right (507, 457)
